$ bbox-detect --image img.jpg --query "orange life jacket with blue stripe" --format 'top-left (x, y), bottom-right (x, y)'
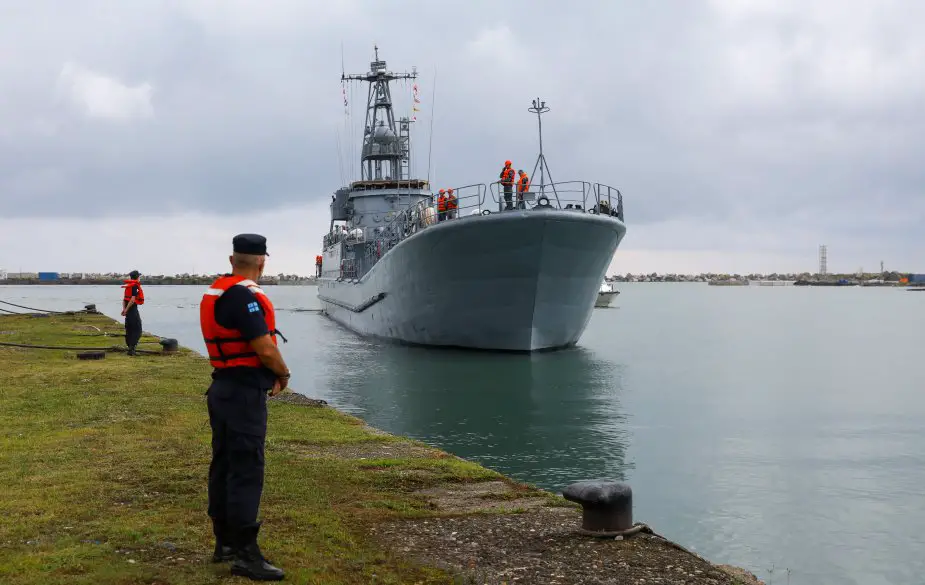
top-left (199, 275), bottom-right (278, 369)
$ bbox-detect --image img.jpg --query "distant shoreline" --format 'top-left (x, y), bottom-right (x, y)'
top-left (0, 279), bottom-right (912, 287)
top-left (1, 273), bottom-right (919, 288)
top-left (0, 279), bottom-right (317, 286)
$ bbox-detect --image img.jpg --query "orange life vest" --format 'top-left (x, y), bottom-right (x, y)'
top-left (199, 274), bottom-right (278, 369)
top-left (517, 173), bottom-right (530, 193)
top-left (122, 279), bottom-right (145, 305)
top-left (500, 166), bottom-right (515, 185)
top-left (447, 194), bottom-right (458, 210)
top-left (315, 255), bottom-right (322, 265)
top-left (437, 194), bottom-right (447, 212)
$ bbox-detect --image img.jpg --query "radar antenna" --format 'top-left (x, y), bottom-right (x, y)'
top-left (341, 46), bottom-right (417, 182)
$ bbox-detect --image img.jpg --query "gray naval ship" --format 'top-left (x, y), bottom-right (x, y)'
top-left (317, 48), bottom-right (627, 351)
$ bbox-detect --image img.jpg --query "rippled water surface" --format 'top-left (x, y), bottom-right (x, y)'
top-left (3, 282), bottom-right (923, 585)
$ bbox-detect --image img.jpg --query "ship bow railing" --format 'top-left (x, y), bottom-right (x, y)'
top-left (489, 180), bottom-right (623, 220)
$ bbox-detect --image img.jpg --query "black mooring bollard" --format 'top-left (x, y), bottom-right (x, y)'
top-left (159, 338), bottom-right (179, 353)
top-left (562, 480), bottom-right (633, 534)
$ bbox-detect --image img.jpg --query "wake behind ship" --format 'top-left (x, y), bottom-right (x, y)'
top-left (316, 48), bottom-right (627, 351)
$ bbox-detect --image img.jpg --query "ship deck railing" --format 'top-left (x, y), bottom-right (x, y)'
top-left (344, 183), bottom-right (488, 274)
top-left (489, 180), bottom-right (624, 221)
top-left (382, 182), bottom-right (489, 238)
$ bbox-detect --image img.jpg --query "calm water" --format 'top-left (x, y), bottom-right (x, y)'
top-left (3, 282), bottom-right (923, 585)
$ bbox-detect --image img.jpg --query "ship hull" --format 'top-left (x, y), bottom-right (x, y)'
top-left (318, 209), bottom-right (626, 351)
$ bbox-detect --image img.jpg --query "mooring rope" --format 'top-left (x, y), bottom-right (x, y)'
top-left (0, 299), bottom-right (74, 314)
top-left (0, 341), bottom-right (162, 355)
top-left (0, 341), bottom-right (117, 350)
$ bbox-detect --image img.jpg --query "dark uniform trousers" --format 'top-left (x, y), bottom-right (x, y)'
top-left (503, 185), bottom-right (513, 209)
top-left (124, 307), bottom-right (142, 349)
top-left (207, 377), bottom-right (269, 534)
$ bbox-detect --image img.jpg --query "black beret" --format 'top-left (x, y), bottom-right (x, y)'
top-left (233, 233), bottom-right (269, 256)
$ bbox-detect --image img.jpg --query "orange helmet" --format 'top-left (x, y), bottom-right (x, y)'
top-left (448, 188), bottom-right (454, 194)
top-left (439, 189), bottom-right (445, 194)
top-left (505, 160), bottom-right (512, 166)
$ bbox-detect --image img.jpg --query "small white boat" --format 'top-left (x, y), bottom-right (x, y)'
top-left (595, 281), bottom-right (620, 308)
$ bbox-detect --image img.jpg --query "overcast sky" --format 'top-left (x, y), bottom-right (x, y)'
top-left (1, 0), bottom-right (922, 276)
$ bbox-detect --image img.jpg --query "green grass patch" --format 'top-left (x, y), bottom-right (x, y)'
top-left (0, 312), bottom-right (519, 585)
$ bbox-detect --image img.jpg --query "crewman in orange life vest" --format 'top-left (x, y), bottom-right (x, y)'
top-left (120, 270), bottom-right (144, 356)
top-left (315, 254), bottom-right (323, 277)
top-left (516, 170), bottom-right (530, 210)
top-left (200, 233), bottom-right (290, 581)
top-left (437, 189), bottom-right (447, 222)
top-left (499, 160), bottom-right (515, 210)
top-left (446, 188), bottom-right (458, 219)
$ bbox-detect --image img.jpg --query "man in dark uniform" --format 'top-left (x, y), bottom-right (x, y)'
top-left (200, 234), bottom-right (290, 581)
top-left (121, 270), bottom-right (143, 356)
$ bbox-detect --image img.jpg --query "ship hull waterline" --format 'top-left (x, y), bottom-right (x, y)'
top-left (317, 209), bottom-right (626, 352)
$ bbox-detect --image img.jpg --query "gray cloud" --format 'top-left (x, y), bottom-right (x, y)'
top-left (1, 0), bottom-right (923, 272)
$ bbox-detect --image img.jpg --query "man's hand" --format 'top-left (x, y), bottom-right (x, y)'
top-left (121, 310), bottom-right (127, 317)
top-left (249, 333), bottom-right (290, 394)
top-left (269, 375), bottom-right (289, 396)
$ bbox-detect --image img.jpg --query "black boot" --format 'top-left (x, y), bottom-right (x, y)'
top-left (230, 523), bottom-right (284, 581)
top-left (211, 517), bottom-right (234, 563)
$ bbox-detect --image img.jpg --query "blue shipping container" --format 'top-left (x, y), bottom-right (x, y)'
top-left (908, 274), bottom-right (925, 284)
top-left (38, 272), bottom-right (59, 281)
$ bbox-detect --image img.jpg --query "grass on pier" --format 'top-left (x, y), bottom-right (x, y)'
top-left (0, 312), bottom-right (502, 585)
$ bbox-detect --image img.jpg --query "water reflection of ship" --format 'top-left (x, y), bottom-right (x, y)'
top-left (323, 344), bottom-right (634, 491)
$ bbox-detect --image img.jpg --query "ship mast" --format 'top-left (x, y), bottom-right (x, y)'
top-left (528, 97), bottom-right (560, 206)
top-left (342, 46), bottom-right (417, 182)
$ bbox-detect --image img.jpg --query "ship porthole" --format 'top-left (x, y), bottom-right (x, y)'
top-left (481, 209), bottom-right (491, 215)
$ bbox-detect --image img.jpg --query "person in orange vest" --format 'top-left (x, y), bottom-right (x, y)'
top-left (315, 254), bottom-right (322, 277)
top-left (437, 188), bottom-right (447, 222)
top-left (446, 188), bottom-right (458, 219)
top-left (120, 269), bottom-right (144, 356)
top-left (499, 160), bottom-right (515, 210)
top-left (516, 170), bottom-right (530, 210)
top-left (200, 233), bottom-right (290, 581)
